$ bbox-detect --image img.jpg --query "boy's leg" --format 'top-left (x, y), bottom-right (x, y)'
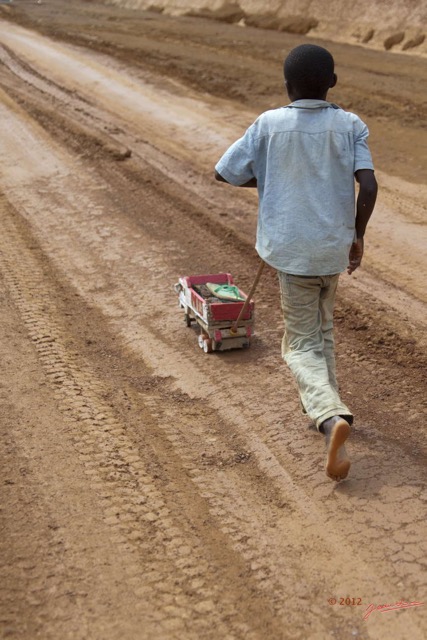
top-left (297, 280), bottom-right (337, 416)
top-left (320, 274), bottom-right (339, 391)
top-left (278, 272), bottom-right (352, 429)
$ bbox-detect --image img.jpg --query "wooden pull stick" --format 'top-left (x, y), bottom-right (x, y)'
top-left (231, 260), bottom-right (265, 334)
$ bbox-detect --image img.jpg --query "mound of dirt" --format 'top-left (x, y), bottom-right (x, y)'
top-left (184, 2), bottom-right (244, 23)
top-left (383, 31), bottom-right (405, 50)
top-left (244, 13), bottom-right (318, 35)
top-left (402, 33), bottom-right (425, 50)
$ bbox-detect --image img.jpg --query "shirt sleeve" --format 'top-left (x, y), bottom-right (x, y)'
top-left (353, 118), bottom-right (374, 172)
top-left (215, 126), bottom-right (256, 186)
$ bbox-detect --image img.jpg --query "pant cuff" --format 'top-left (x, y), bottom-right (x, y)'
top-left (316, 411), bottom-right (354, 431)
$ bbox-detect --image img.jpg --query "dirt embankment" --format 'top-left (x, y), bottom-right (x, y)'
top-left (106, 0), bottom-right (427, 55)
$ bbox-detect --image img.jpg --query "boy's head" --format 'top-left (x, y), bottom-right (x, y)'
top-left (284, 44), bottom-right (337, 100)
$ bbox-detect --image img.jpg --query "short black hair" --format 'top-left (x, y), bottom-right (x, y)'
top-left (284, 44), bottom-right (335, 98)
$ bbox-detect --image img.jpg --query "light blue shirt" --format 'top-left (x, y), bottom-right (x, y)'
top-left (215, 100), bottom-right (374, 275)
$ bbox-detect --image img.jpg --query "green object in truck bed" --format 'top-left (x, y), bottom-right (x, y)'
top-left (206, 283), bottom-right (246, 301)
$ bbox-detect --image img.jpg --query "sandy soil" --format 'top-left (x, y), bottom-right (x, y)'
top-left (0, 2), bottom-right (426, 639)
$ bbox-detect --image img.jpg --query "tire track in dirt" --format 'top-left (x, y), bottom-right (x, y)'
top-left (0, 274), bottom-right (161, 640)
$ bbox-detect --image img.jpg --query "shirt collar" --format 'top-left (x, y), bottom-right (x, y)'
top-left (286, 99), bottom-right (336, 109)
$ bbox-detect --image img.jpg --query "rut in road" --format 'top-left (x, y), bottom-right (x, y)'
top-left (0, 19), bottom-right (425, 640)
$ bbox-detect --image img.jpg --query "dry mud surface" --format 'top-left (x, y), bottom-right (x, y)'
top-left (0, 2), bottom-right (426, 639)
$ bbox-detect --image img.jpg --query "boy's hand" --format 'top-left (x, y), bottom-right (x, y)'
top-left (347, 238), bottom-right (364, 274)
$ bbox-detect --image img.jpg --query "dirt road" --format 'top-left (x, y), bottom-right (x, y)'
top-left (0, 2), bottom-right (426, 639)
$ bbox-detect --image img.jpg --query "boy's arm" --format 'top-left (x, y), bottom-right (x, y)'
top-left (347, 169), bottom-right (378, 274)
top-left (355, 169), bottom-right (378, 238)
top-left (215, 170), bottom-right (257, 188)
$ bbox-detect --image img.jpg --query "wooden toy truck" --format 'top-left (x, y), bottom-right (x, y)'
top-left (174, 272), bottom-right (255, 352)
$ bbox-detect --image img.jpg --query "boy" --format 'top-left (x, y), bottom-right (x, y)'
top-left (215, 44), bottom-right (377, 481)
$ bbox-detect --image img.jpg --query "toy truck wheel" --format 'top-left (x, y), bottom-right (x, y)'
top-left (184, 311), bottom-right (192, 327)
top-left (203, 338), bottom-right (213, 353)
top-left (198, 334), bottom-right (205, 349)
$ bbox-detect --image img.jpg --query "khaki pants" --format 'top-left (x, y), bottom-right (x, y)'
top-left (278, 272), bottom-right (353, 430)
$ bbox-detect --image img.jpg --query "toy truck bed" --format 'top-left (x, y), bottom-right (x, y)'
top-left (174, 272), bottom-right (255, 352)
